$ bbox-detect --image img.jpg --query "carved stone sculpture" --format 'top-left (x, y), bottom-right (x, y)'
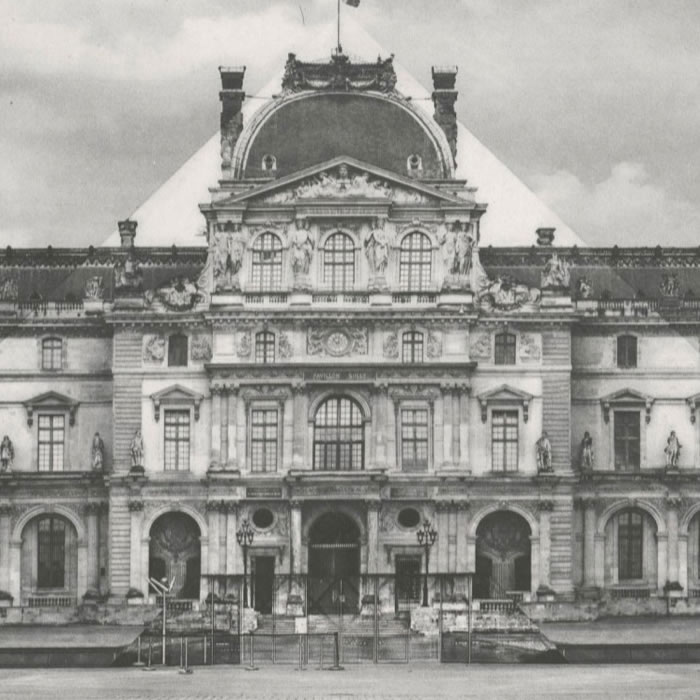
top-left (91, 432), bottom-right (105, 471)
top-left (212, 230), bottom-right (247, 292)
top-left (580, 432), bottom-right (594, 470)
top-left (660, 273), bottom-right (680, 298)
top-left (536, 432), bottom-right (553, 473)
top-left (154, 277), bottom-right (201, 310)
top-left (364, 219), bottom-right (391, 287)
top-left (190, 336), bottom-right (212, 362)
top-left (83, 276), bottom-right (104, 301)
top-left (541, 253), bottom-right (571, 289)
top-left (426, 332), bottom-right (442, 359)
top-left (576, 277), bottom-right (593, 299)
top-left (114, 254), bottom-right (143, 291)
top-left (469, 333), bottom-right (491, 360)
top-left (278, 333), bottom-right (293, 359)
top-left (441, 223), bottom-right (474, 289)
top-left (237, 332), bottom-right (251, 358)
top-left (665, 430), bottom-right (681, 468)
top-left (143, 335), bottom-right (166, 363)
top-left (307, 326), bottom-right (368, 356)
top-left (0, 435), bottom-right (14, 472)
top-left (518, 334), bottom-right (542, 362)
top-left (382, 332), bottom-right (399, 359)
top-left (0, 278), bottom-right (18, 302)
top-left (291, 224), bottom-right (315, 287)
top-left (130, 429), bottom-right (144, 470)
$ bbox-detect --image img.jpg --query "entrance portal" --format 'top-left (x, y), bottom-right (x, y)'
top-left (253, 556), bottom-right (275, 614)
top-left (474, 511), bottom-right (531, 598)
top-left (308, 512), bottom-right (361, 614)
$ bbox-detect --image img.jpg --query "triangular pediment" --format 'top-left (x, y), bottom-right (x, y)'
top-left (150, 384), bottom-right (204, 422)
top-left (219, 157), bottom-right (470, 208)
top-left (23, 391), bottom-right (79, 426)
top-left (600, 388), bottom-right (653, 405)
top-left (477, 384), bottom-right (534, 423)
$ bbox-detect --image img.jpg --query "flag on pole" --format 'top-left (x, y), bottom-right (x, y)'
top-left (343, 0), bottom-right (360, 7)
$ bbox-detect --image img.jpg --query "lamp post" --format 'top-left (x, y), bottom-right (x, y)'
top-left (417, 519), bottom-right (438, 607)
top-left (236, 519), bottom-right (255, 608)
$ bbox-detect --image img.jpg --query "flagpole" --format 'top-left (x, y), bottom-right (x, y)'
top-left (337, 0), bottom-right (341, 53)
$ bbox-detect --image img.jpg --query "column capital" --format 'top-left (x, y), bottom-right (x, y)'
top-left (289, 499), bottom-right (303, 510)
top-left (365, 500), bottom-right (382, 513)
top-left (537, 499), bottom-right (555, 512)
top-left (128, 500), bottom-right (144, 512)
top-left (0, 503), bottom-right (13, 516)
top-left (221, 500), bottom-right (238, 514)
top-left (666, 495), bottom-right (682, 509)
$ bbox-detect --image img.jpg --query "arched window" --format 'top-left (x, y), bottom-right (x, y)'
top-left (617, 334), bottom-right (637, 368)
top-left (323, 233), bottom-right (355, 290)
top-left (42, 337), bottom-right (63, 370)
top-left (168, 333), bottom-right (188, 367)
top-left (251, 233), bottom-right (283, 290)
top-left (255, 331), bottom-right (275, 363)
top-left (494, 332), bottom-right (516, 365)
top-left (313, 397), bottom-right (364, 471)
top-left (399, 233), bottom-right (431, 291)
top-left (402, 331), bottom-right (424, 363)
top-left (618, 510), bottom-right (644, 580)
top-left (37, 516), bottom-right (66, 589)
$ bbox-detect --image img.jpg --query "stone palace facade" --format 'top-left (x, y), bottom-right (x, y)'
top-left (1, 51), bottom-right (700, 619)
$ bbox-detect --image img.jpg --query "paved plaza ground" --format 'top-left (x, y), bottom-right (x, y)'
top-left (0, 664), bottom-right (699, 699)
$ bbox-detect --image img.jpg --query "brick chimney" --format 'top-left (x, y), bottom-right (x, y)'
top-left (431, 66), bottom-right (458, 163)
top-left (118, 219), bottom-right (137, 248)
top-left (219, 66), bottom-right (246, 176)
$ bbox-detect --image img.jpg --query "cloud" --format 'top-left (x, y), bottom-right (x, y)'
top-left (531, 162), bottom-right (700, 246)
top-left (0, 3), bottom-right (314, 81)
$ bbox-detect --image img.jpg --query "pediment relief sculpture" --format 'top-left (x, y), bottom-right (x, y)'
top-left (147, 276), bottom-right (202, 311)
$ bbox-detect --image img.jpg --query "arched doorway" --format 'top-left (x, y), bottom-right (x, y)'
top-left (308, 512), bottom-right (361, 613)
top-left (474, 511), bottom-right (531, 598)
top-left (603, 508), bottom-right (657, 587)
top-left (149, 513), bottom-right (201, 599)
top-left (21, 514), bottom-right (79, 605)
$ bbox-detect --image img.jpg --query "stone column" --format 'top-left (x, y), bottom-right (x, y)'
top-left (128, 500), bottom-right (144, 592)
top-left (225, 502), bottom-right (239, 575)
top-left (441, 387), bottom-right (453, 467)
top-left (85, 503), bottom-right (101, 591)
top-left (227, 387), bottom-right (238, 468)
top-left (537, 500), bottom-right (554, 591)
top-left (366, 501), bottom-right (381, 574)
top-left (452, 392), bottom-right (460, 467)
top-left (207, 501), bottom-right (221, 584)
top-left (210, 387), bottom-right (222, 468)
top-left (657, 532), bottom-right (669, 592)
top-left (679, 534), bottom-right (689, 593)
top-left (373, 384), bottom-right (388, 469)
top-left (582, 498), bottom-right (598, 588)
top-left (594, 534), bottom-right (606, 588)
top-left (458, 387), bottom-right (470, 472)
top-left (456, 502), bottom-right (469, 573)
top-left (666, 496), bottom-right (681, 584)
top-left (9, 539), bottom-right (21, 603)
top-left (436, 502), bottom-right (450, 573)
top-left (0, 505), bottom-right (11, 595)
top-left (290, 500), bottom-right (303, 575)
top-left (292, 387), bottom-right (307, 469)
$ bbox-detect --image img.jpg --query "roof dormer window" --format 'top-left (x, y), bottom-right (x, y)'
top-left (407, 154), bottom-right (423, 175)
top-left (262, 154), bottom-right (277, 172)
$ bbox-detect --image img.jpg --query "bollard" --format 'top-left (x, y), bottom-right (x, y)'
top-left (328, 631), bottom-right (344, 671)
top-left (203, 635), bottom-right (207, 665)
top-left (179, 637), bottom-right (193, 675)
top-left (245, 633), bottom-right (258, 671)
top-left (142, 637), bottom-right (156, 671)
top-left (133, 635), bottom-right (145, 667)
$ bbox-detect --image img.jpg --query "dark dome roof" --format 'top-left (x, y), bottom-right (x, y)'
top-left (238, 92), bottom-right (451, 179)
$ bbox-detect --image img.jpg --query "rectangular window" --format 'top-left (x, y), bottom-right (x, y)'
top-left (38, 415), bottom-right (65, 471)
top-left (164, 410), bottom-right (190, 471)
top-left (491, 410), bottom-right (518, 472)
top-left (617, 335), bottom-right (638, 369)
top-left (251, 409), bottom-right (278, 473)
top-left (614, 411), bottom-right (640, 471)
top-left (168, 334), bottom-right (188, 367)
top-left (618, 511), bottom-right (643, 580)
top-left (401, 331), bottom-right (424, 363)
top-left (494, 333), bottom-right (516, 365)
top-left (37, 517), bottom-right (66, 589)
top-left (255, 332), bottom-right (275, 364)
top-left (42, 338), bottom-right (63, 370)
top-left (401, 408), bottom-right (429, 471)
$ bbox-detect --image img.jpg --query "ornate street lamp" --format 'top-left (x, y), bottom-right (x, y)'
top-left (236, 519), bottom-right (255, 608)
top-left (417, 519), bottom-right (438, 607)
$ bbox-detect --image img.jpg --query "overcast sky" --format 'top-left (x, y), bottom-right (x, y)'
top-left (1, 0), bottom-right (699, 248)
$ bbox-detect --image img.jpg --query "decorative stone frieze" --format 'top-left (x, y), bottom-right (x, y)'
top-left (190, 335), bottom-right (212, 362)
top-left (143, 335), bottom-right (165, 363)
top-left (307, 326), bottom-right (368, 357)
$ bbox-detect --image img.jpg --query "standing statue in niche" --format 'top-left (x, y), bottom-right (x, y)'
top-left (441, 222), bottom-right (474, 290)
top-left (91, 432), bottom-right (105, 471)
top-left (364, 219), bottom-right (390, 287)
top-left (0, 435), bottom-right (14, 472)
top-left (664, 430), bottom-right (682, 469)
top-left (291, 221), bottom-right (315, 287)
top-left (130, 429), bottom-right (144, 470)
top-left (212, 229), bottom-right (247, 292)
top-left (580, 432), bottom-right (594, 470)
top-left (536, 432), bottom-right (553, 473)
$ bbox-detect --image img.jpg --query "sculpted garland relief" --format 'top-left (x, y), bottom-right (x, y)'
top-left (307, 327), bottom-right (368, 357)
